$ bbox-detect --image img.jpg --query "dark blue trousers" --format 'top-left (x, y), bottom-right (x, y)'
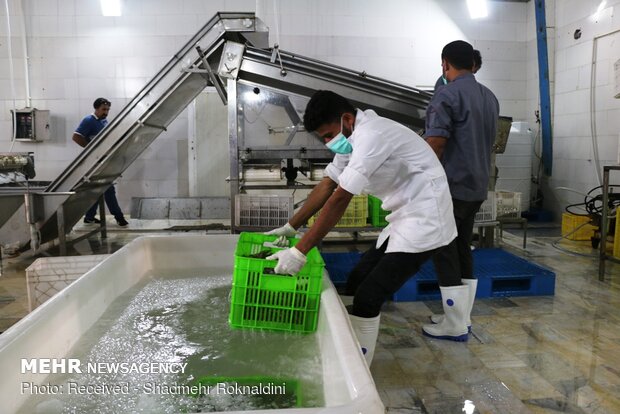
top-left (85, 185), bottom-right (124, 220)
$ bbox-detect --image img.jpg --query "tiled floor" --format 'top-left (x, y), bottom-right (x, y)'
top-left (373, 233), bottom-right (620, 414)
top-left (1, 223), bottom-right (620, 413)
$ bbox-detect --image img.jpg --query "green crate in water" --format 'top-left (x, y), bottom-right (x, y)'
top-left (368, 195), bottom-right (389, 227)
top-left (229, 233), bottom-right (325, 333)
top-left (194, 376), bottom-right (301, 409)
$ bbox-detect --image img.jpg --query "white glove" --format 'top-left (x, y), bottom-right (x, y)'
top-left (267, 247), bottom-right (307, 275)
top-left (265, 223), bottom-right (298, 247)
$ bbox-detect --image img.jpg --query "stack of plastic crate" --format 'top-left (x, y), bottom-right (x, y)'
top-left (496, 191), bottom-right (522, 218)
top-left (307, 194), bottom-right (368, 227)
top-left (475, 191), bottom-right (496, 222)
top-left (229, 233), bottom-right (325, 333)
top-left (368, 195), bottom-right (389, 227)
top-left (234, 194), bottom-right (294, 227)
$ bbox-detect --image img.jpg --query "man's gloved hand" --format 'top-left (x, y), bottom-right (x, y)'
top-left (265, 223), bottom-right (298, 247)
top-left (267, 247), bottom-right (307, 275)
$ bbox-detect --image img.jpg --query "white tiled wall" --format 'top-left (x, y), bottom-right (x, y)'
top-left (257, 0), bottom-right (528, 120)
top-left (0, 0), bottom-right (254, 212)
top-left (2, 0), bottom-right (535, 215)
top-left (527, 0), bottom-right (620, 220)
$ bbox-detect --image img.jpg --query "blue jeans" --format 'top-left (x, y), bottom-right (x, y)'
top-left (85, 185), bottom-right (124, 220)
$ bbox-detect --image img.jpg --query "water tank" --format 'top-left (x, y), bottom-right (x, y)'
top-left (495, 122), bottom-right (533, 213)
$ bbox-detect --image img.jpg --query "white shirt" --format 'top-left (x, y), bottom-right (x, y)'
top-left (324, 109), bottom-right (457, 253)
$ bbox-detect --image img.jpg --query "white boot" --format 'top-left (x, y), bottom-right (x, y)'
top-left (422, 285), bottom-right (469, 341)
top-left (349, 314), bottom-right (381, 365)
top-left (430, 278), bottom-right (478, 331)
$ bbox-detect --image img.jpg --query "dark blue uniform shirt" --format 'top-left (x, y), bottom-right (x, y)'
top-left (75, 114), bottom-right (108, 144)
top-left (425, 73), bottom-right (499, 201)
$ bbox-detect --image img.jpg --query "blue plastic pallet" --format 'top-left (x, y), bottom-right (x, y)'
top-left (322, 251), bottom-right (363, 286)
top-left (393, 260), bottom-right (441, 301)
top-left (521, 208), bottom-right (554, 222)
top-left (393, 248), bottom-right (555, 302)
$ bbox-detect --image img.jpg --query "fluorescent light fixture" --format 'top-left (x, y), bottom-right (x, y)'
top-left (592, 0), bottom-right (607, 21)
top-left (467, 0), bottom-right (488, 19)
top-left (100, 0), bottom-right (122, 16)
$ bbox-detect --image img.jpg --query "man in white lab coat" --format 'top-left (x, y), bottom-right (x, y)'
top-left (267, 90), bottom-right (458, 365)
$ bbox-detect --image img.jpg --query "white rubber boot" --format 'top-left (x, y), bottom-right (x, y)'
top-left (422, 285), bottom-right (469, 341)
top-left (430, 278), bottom-right (478, 332)
top-left (349, 314), bottom-right (381, 365)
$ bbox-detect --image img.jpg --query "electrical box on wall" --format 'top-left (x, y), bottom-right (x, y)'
top-left (615, 59), bottom-right (620, 99)
top-left (10, 108), bottom-right (50, 142)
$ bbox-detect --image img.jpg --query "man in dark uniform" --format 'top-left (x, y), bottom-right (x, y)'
top-left (424, 41), bottom-right (499, 341)
top-left (72, 98), bottom-right (128, 227)
top-left (434, 49), bottom-right (482, 92)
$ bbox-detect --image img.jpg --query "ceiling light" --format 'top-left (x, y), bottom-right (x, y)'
top-left (100, 0), bottom-right (122, 17)
top-left (467, 0), bottom-right (488, 19)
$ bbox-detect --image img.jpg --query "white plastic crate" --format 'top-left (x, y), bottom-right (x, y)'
top-left (26, 255), bottom-right (110, 312)
top-left (475, 191), bottom-right (496, 222)
top-left (310, 167), bottom-right (325, 181)
top-left (234, 194), bottom-right (294, 227)
top-left (496, 191), bottom-right (522, 218)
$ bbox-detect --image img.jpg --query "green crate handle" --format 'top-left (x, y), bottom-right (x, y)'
top-left (248, 233), bottom-right (323, 276)
top-left (250, 234), bottom-right (307, 277)
top-left (263, 267), bottom-right (298, 277)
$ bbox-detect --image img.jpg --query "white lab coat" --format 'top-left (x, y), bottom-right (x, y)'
top-left (324, 109), bottom-right (457, 253)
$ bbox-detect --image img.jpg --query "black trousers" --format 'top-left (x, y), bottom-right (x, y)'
top-left (432, 198), bottom-right (483, 287)
top-left (345, 239), bottom-right (438, 318)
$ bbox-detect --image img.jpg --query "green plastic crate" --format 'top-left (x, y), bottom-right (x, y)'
top-left (229, 233), bottom-right (325, 333)
top-left (368, 195), bottom-right (390, 227)
top-left (194, 376), bottom-right (302, 409)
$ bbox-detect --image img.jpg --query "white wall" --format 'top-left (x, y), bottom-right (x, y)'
top-left (257, 0), bottom-right (528, 120)
top-left (526, 0), bottom-right (620, 220)
top-left (0, 0), bottom-right (255, 213)
top-left (1, 0), bottom-right (533, 216)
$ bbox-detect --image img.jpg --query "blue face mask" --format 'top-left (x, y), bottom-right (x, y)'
top-left (326, 116), bottom-right (353, 154)
top-left (441, 75), bottom-right (448, 85)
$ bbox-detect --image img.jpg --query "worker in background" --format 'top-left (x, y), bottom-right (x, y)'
top-left (434, 49), bottom-right (482, 92)
top-left (266, 90), bottom-right (457, 365)
top-left (424, 40), bottom-right (499, 341)
top-left (72, 98), bottom-right (129, 227)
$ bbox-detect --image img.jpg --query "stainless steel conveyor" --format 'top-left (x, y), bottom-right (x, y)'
top-left (0, 11), bottom-right (432, 253)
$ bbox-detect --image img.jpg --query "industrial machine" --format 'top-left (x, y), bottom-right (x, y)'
top-left (0, 12), bottom-right (433, 255)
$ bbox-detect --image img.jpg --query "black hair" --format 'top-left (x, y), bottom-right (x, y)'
top-left (441, 40), bottom-right (475, 71)
top-left (473, 49), bottom-right (482, 69)
top-left (93, 97), bottom-right (111, 109)
top-left (303, 90), bottom-right (355, 132)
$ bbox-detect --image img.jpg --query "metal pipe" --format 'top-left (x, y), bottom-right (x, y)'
top-left (4, 0), bottom-right (18, 146)
top-left (590, 28), bottom-right (620, 187)
top-left (18, 0), bottom-right (31, 107)
top-left (535, 0), bottom-right (553, 176)
top-left (599, 166), bottom-right (610, 280)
